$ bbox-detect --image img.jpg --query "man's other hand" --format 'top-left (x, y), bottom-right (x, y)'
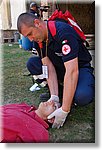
top-left (47, 107), bottom-right (69, 129)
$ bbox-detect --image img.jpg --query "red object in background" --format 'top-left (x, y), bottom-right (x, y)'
top-left (48, 9), bottom-right (86, 41)
top-left (0, 103), bottom-right (49, 143)
top-left (38, 42), bottom-right (43, 49)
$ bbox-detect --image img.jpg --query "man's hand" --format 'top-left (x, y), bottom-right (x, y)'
top-left (48, 95), bottom-right (60, 109)
top-left (47, 107), bottom-right (69, 129)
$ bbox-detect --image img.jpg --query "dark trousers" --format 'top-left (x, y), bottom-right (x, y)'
top-left (74, 67), bottom-right (95, 105)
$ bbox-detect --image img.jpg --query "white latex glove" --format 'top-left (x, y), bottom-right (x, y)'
top-left (48, 95), bottom-right (60, 109)
top-left (47, 107), bottom-right (69, 129)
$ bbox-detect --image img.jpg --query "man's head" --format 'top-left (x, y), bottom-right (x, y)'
top-left (30, 2), bottom-right (39, 11)
top-left (35, 101), bottom-right (56, 121)
top-left (17, 13), bottom-right (47, 43)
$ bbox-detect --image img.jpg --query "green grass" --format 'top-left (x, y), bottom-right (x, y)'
top-left (2, 43), bottom-right (95, 143)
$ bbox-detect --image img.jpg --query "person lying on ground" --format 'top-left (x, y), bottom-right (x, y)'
top-left (0, 101), bottom-right (56, 143)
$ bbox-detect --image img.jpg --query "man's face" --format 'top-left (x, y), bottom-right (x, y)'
top-left (31, 6), bottom-right (37, 11)
top-left (38, 101), bottom-right (55, 118)
top-left (21, 24), bottom-right (44, 43)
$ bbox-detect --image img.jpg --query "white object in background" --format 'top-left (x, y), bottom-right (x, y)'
top-left (42, 65), bottom-right (48, 79)
top-left (19, 45), bottom-right (22, 48)
top-left (9, 44), bottom-right (12, 46)
top-left (29, 83), bottom-right (40, 92)
top-left (33, 74), bottom-right (44, 80)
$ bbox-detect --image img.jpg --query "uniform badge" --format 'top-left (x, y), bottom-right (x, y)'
top-left (62, 40), bottom-right (68, 44)
top-left (62, 44), bottom-right (71, 55)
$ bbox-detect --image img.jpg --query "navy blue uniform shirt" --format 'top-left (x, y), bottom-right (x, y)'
top-left (37, 21), bottom-right (92, 80)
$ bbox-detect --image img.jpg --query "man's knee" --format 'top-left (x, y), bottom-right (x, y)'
top-left (26, 56), bottom-right (42, 75)
top-left (74, 87), bottom-right (94, 106)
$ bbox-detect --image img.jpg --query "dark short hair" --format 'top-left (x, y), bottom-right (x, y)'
top-left (30, 2), bottom-right (39, 8)
top-left (17, 12), bottom-right (39, 33)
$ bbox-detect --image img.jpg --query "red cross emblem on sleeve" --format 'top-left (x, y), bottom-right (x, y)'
top-left (62, 44), bottom-right (71, 55)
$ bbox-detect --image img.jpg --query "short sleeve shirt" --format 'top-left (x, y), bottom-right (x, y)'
top-left (37, 21), bottom-right (92, 69)
top-left (46, 21), bottom-right (92, 68)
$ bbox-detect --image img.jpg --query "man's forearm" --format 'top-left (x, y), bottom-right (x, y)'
top-left (42, 57), bottom-right (58, 96)
top-left (47, 62), bottom-right (58, 96)
top-left (62, 68), bottom-right (78, 112)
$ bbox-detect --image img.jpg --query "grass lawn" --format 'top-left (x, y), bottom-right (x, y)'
top-left (2, 43), bottom-right (95, 143)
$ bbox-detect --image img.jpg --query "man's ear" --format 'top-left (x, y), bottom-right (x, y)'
top-left (34, 19), bottom-right (40, 27)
